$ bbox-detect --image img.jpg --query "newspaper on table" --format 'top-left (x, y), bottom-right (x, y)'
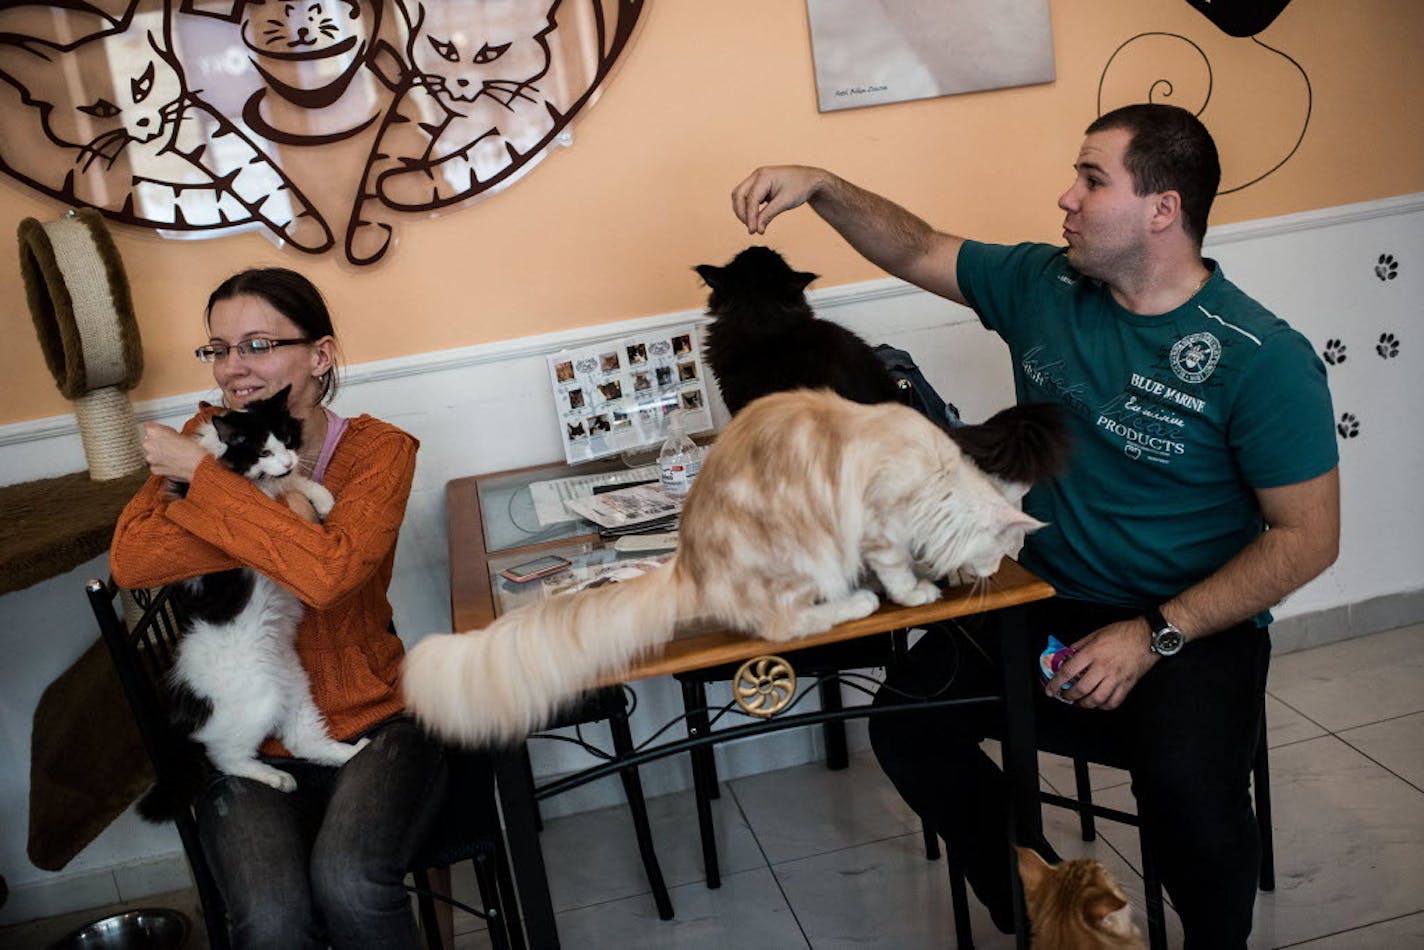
top-left (562, 484), bottom-right (682, 529)
top-left (547, 324), bottom-right (713, 465)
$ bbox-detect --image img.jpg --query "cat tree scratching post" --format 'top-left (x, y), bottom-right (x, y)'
top-left (11, 211), bottom-right (157, 873)
top-left (18, 208), bottom-right (145, 480)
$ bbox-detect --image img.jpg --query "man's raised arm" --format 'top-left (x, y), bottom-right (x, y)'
top-left (731, 165), bottom-right (968, 305)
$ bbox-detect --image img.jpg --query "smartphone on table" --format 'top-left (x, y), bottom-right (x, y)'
top-left (499, 554), bottom-right (573, 584)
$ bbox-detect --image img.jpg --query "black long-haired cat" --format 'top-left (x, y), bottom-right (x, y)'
top-left (698, 245), bottom-right (902, 414)
top-left (696, 245), bottom-right (1069, 485)
top-left (140, 386), bottom-right (363, 820)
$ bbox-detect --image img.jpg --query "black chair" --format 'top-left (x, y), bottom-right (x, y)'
top-left (87, 578), bottom-right (518, 950)
top-left (939, 715), bottom-right (1275, 949)
top-left (521, 685), bottom-right (675, 919)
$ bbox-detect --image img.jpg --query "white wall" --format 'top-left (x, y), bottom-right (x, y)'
top-left (1, 193), bottom-right (1420, 923)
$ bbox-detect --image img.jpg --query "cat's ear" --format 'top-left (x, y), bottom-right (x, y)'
top-left (0, 39), bottom-right (59, 101)
top-left (792, 269), bottom-right (818, 292)
top-left (1083, 888), bottom-right (1128, 924)
top-left (211, 413), bottom-right (239, 442)
top-left (1016, 846), bottom-right (1051, 890)
top-left (257, 384), bottom-right (293, 412)
top-left (995, 505), bottom-right (1046, 537)
top-left (694, 264), bottom-right (723, 291)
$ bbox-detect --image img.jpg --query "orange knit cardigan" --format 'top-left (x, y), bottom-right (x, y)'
top-left (110, 405), bottom-right (419, 754)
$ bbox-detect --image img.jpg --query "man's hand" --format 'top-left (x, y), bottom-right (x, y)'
top-left (142, 422), bottom-right (208, 483)
top-left (731, 165), bottom-right (831, 234)
top-left (1044, 619), bottom-right (1160, 710)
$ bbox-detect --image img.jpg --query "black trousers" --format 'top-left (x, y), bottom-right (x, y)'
top-left (869, 598), bottom-right (1269, 949)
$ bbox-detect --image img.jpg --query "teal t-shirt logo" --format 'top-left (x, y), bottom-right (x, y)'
top-left (1170, 331), bottom-right (1223, 383)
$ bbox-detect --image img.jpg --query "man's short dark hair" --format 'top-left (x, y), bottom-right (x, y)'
top-left (1087, 104), bottom-right (1220, 245)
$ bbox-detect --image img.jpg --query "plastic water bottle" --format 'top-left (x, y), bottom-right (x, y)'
top-left (657, 410), bottom-right (701, 497)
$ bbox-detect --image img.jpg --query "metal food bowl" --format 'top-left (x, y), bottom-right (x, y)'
top-left (52, 908), bottom-right (191, 949)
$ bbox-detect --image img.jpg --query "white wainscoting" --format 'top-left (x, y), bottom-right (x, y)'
top-left (1, 192), bottom-right (1420, 923)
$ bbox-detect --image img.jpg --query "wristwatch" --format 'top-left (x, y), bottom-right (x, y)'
top-left (1145, 606), bottom-right (1186, 657)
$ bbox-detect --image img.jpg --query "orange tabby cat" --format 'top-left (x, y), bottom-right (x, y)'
top-left (402, 389), bottom-right (1067, 745)
top-left (1017, 847), bottom-right (1146, 949)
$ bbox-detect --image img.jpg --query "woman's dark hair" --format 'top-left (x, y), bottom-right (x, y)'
top-left (205, 268), bottom-right (340, 404)
top-left (1087, 103), bottom-right (1220, 246)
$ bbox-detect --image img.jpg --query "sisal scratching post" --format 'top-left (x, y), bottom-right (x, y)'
top-left (18, 208), bottom-right (145, 480)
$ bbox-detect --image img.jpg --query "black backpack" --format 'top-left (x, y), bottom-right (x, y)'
top-left (874, 344), bottom-right (963, 429)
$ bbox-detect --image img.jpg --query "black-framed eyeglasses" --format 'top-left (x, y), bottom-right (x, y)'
top-left (194, 338), bottom-right (315, 363)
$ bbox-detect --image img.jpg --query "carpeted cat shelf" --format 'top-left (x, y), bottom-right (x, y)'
top-left (9, 209), bottom-right (153, 871)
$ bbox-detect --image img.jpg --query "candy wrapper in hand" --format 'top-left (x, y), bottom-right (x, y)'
top-left (1039, 635), bottom-right (1078, 690)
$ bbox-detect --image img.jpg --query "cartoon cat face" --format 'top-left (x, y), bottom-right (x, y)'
top-left (0, 13), bottom-right (185, 161)
top-left (240, 0), bottom-right (377, 97)
top-left (403, 0), bottom-right (556, 108)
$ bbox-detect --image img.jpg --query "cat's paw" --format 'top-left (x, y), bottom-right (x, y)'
top-left (253, 768), bottom-right (298, 793)
top-left (307, 483), bottom-right (335, 519)
top-left (310, 738), bottom-right (367, 766)
top-left (891, 580), bottom-right (942, 607)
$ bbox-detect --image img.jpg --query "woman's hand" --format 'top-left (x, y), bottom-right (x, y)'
top-left (142, 423), bottom-right (208, 483)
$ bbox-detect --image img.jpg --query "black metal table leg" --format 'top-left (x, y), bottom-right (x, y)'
top-left (493, 745), bottom-right (559, 949)
top-left (994, 604), bottom-right (1041, 950)
top-left (682, 679), bottom-right (722, 888)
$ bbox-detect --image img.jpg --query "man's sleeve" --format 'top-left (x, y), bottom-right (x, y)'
top-left (1230, 329), bottom-right (1339, 489)
top-left (956, 240), bottom-right (1060, 338)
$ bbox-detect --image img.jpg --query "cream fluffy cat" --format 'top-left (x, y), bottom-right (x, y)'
top-left (402, 389), bottom-right (1067, 744)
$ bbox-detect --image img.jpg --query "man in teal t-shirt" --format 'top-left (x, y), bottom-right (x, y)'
top-left (957, 239), bottom-right (1336, 612)
top-left (729, 104), bottom-right (1338, 948)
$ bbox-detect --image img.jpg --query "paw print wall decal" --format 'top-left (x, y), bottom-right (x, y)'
top-left (1375, 254), bottom-right (1399, 281)
top-left (1322, 339), bottom-right (1347, 365)
top-left (1336, 412), bottom-right (1361, 439)
top-left (1376, 333), bottom-right (1401, 358)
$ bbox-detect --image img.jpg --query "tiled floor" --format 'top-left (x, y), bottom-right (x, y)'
top-left (7, 624), bottom-right (1422, 949)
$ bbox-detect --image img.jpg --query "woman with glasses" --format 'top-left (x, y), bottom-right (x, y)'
top-left (111, 268), bottom-right (447, 949)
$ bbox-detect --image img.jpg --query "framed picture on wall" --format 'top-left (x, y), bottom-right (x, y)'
top-left (805, 0), bottom-right (1055, 112)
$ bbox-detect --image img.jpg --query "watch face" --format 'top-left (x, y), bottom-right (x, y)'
top-left (1153, 627), bottom-right (1185, 655)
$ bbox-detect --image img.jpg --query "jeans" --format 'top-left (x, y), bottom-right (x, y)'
top-left (195, 716), bottom-right (447, 950)
top-left (869, 598), bottom-right (1269, 949)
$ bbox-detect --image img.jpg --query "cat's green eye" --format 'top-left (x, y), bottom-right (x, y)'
top-left (473, 42), bottom-right (510, 65)
top-left (428, 36), bottom-right (459, 62)
top-left (78, 98), bottom-right (120, 118)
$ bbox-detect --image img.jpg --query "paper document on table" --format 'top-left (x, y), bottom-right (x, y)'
top-left (528, 464), bottom-right (660, 526)
top-left (563, 484), bottom-right (682, 529)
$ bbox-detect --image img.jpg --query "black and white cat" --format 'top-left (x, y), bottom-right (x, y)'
top-left (141, 387), bottom-right (361, 818)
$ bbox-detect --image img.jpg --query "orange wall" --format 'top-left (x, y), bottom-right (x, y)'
top-left (3, 0), bottom-right (1421, 425)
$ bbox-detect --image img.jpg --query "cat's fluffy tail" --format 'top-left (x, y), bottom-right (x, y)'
top-left (948, 402), bottom-right (1072, 485)
top-left (402, 560), bottom-right (691, 745)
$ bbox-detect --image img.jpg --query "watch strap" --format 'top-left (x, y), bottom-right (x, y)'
top-left (1145, 605), bottom-right (1170, 635)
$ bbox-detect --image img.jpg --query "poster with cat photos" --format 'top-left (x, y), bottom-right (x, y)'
top-left (548, 324), bottom-right (711, 465)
